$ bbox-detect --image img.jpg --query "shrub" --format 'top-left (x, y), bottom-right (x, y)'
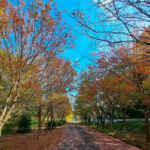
top-left (17, 113), bottom-right (32, 133)
top-left (56, 120), bottom-right (66, 126)
top-left (2, 123), bottom-right (16, 135)
top-left (47, 120), bottom-right (56, 130)
top-left (46, 120), bottom-right (66, 130)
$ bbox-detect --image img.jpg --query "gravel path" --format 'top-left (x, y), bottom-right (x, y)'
top-left (51, 124), bottom-right (141, 150)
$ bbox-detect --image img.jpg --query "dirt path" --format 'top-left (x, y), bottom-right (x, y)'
top-left (0, 124), bottom-right (141, 150)
top-left (0, 127), bottom-right (64, 150)
top-left (52, 124), bottom-right (141, 150)
top-left (52, 124), bottom-right (100, 150)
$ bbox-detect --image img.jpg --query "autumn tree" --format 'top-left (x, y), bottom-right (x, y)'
top-left (0, 0), bottom-right (74, 135)
top-left (74, 71), bottom-right (98, 125)
top-left (0, 50), bottom-right (42, 136)
top-left (30, 49), bottom-right (76, 131)
top-left (43, 93), bottom-right (72, 129)
top-left (43, 51), bottom-right (76, 95)
top-left (96, 37), bottom-right (150, 143)
top-left (75, 29), bottom-right (150, 144)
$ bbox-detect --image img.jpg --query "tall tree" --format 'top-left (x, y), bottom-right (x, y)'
top-left (0, 0), bottom-right (74, 135)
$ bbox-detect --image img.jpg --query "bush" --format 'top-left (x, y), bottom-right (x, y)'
top-left (47, 121), bottom-right (56, 130)
top-left (46, 120), bottom-right (66, 130)
top-left (56, 120), bottom-right (66, 126)
top-left (2, 122), bottom-right (16, 135)
top-left (17, 113), bottom-right (32, 133)
top-left (111, 121), bottom-right (145, 131)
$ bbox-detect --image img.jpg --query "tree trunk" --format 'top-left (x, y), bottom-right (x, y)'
top-left (145, 106), bottom-right (150, 145)
top-left (0, 126), bottom-right (2, 136)
top-left (110, 108), bottom-right (114, 128)
top-left (88, 116), bottom-right (91, 125)
top-left (96, 115), bottom-right (100, 128)
top-left (122, 107), bottom-right (126, 130)
top-left (103, 114), bottom-right (106, 128)
top-left (37, 105), bottom-right (42, 139)
top-left (38, 105), bottom-right (42, 131)
top-left (100, 115), bottom-right (103, 125)
top-left (0, 104), bottom-right (16, 137)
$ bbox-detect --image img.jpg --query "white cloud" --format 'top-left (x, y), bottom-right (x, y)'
top-left (93, 0), bottom-right (98, 2)
top-left (101, 0), bottom-right (112, 5)
top-left (93, 0), bottom-right (112, 5)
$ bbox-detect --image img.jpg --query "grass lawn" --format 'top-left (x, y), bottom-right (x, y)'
top-left (89, 121), bottom-right (150, 150)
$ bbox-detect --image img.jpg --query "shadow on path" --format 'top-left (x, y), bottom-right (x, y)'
top-left (53, 124), bottom-right (100, 150)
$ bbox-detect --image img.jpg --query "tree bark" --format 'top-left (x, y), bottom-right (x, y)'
top-left (110, 107), bottom-right (114, 128)
top-left (145, 106), bottom-right (150, 144)
top-left (96, 115), bottom-right (100, 128)
top-left (110, 115), bottom-right (112, 128)
top-left (0, 126), bottom-right (2, 136)
top-left (122, 107), bottom-right (126, 130)
top-left (38, 105), bottom-right (42, 131)
top-left (88, 116), bottom-right (91, 125)
top-left (103, 114), bottom-right (106, 128)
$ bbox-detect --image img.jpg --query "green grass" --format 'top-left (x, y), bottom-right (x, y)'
top-left (86, 121), bottom-right (150, 150)
top-left (31, 119), bottom-right (38, 129)
top-left (2, 118), bottom-right (66, 136)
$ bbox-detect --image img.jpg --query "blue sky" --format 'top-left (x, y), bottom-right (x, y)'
top-left (53, 0), bottom-right (99, 103)
top-left (54, 0), bottom-right (98, 74)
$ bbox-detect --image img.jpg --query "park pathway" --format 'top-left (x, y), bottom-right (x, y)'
top-left (51, 124), bottom-right (141, 150)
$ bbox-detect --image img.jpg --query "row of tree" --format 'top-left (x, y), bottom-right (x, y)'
top-left (75, 28), bottom-right (150, 144)
top-left (0, 0), bottom-right (75, 136)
